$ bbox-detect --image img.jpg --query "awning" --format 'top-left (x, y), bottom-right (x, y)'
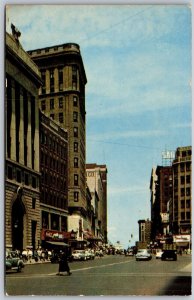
top-left (175, 242), bottom-right (189, 247)
top-left (45, 241), bottom-right (69, 247)
top-left (87, 237), bottom-right (102, 241)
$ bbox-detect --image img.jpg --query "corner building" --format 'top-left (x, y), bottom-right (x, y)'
top-left (28, 44), bottom-right (87, 231)
top-left (5, 32), bottom-right (42, 251)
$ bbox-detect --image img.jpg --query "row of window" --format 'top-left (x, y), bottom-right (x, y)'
top-left (7, 165), bottom-right (37, 188)
top-left (181, 199), bottom-right (191, 209)
top-left (40, 132), bottom-right (67, 158)
top-left (180, 211), bottom-right (191, 220)
top-left (41, 96), bottom-right (78, 111)
top-left (181, 187), bottom-right (191, 197)
top-left (41, 191), bottom-right (67, 210)
top-left (41, 66), bottom-right (78, 94)
top-left (41, 154), bottom-right (67, 174)
top-left (41, 171), bottom-right (67, 189)
top-left (174, 162), bottom-right (191, 173)
top-left (42, 211), bottom-right (67, 231)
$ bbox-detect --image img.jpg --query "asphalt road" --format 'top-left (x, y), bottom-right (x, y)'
top-left (5, 254), bottom-right (192, 296)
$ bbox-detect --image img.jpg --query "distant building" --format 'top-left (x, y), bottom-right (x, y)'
top-left (5, 30), bottom-right (42, 251)
top-left (170, 146), bottom-right (192, 235)
top-left (86, 164), bottom-right (108, 243)
top-left (138, 219), bottom-right (152, 245)
top-left (151, 166), bottom-right (173, 239)
top-left (28, 42), bottom-right (87, 244)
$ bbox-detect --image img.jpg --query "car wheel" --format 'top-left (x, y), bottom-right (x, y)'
top-left (17, 265), bottom-right (22, 272)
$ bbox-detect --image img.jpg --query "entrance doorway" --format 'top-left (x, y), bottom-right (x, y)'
top-left (11, 198), bottom-right (25, 251)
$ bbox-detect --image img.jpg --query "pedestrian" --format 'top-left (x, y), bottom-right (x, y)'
top-left (57, 251), bottom-right (72, 276)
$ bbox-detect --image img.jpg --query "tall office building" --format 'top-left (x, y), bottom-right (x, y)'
top-left (5, 29), bottom-right (42, 251)
top-left (28, 43), bottom-right (87, 235)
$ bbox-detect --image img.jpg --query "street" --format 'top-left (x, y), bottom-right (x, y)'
top-left (5, 254), bottom-right (191, 296)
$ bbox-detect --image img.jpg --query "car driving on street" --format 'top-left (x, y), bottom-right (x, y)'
top-left (135, 249), bottom-right (152, 261)
top-left (72, 250), bottom-right (88, 261)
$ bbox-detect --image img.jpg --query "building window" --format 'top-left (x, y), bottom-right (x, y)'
top-left (181, 176), bottom-right (185, 185)
top-left (74, 142), bottom-right (78, 152)
top-left (58, 68), bottom-right (63, 91)
top-left (72, 65), bottom-right (77, 89)
top-left (181, 200), bottom-right (185, 209)
top-left (186, 163), bottom-right (190, 171)
top-left (73, 111), bottom-right (78, 122)
top-left (74, 127), bottom-right (78, 137)
top-left (74, 174), bottom-right (78, 186)
top-left (50, 114), bottom-right (54, 120)
top-left (180, 163), bottom-right (184, 172)
top-left (181, 188), bottom-right (185, 197)
top-left (25, 173), bottom-right (29, 185)
top-left (41, 71), bottom-right (46, 94)
top-left (73, 96), bottom-right (78, 106)
top-left (181, 212), bottom-right (185, 220)
top-left (32, 198), bottom-right (36, 209)
top-left (59, 112), bottom-right (64, 123)
top-left (59, 97), bottom-right (63, 108)
top-left (50, 98), bottom-right (54, 110)
top-left (7, 166), bottom-right (13, 180)
top-left (186, 199), bottom-right (190, 208)
top-left (50, 69), bottom-right (54, 93)
top-left (186, 212), bottom-right (190, 220)
top-left (74, 191), bottom-right (79, 202)
top-left (186, 187), bottom-right (190, 196)
top-left (32, 176), bottom-right (36, 188)
top-left (41, 100), bottom-right (46, 111)
top-left (74, 157), bottom-right (78, 168)
top-left (16, 170), bottom-right (21, 183)
top-left (186, 175), bottom-right (190, 184)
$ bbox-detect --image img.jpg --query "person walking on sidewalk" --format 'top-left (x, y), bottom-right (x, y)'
top-left (57, 251), bottom-right (72, 276)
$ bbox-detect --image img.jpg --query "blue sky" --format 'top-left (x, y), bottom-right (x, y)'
top-left (5, 3), bottom-right (192, 248)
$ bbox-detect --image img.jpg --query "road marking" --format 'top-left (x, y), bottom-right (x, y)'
top-left (6, 272), bottom-right (191, 279)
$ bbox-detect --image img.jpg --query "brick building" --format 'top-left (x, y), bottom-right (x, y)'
top-left (39, 112), bottom-right (69, 247)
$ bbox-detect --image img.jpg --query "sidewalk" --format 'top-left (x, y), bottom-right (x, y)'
top-left (25, 258), bottom-right (51, 265)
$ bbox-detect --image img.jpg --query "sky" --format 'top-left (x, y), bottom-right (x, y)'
top-left (4, 2), bottom-right (192, 249)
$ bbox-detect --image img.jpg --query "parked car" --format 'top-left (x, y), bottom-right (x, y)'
top-left (6, 249), bottom-right (25, 272)
top-left (135, 249), bottom-right (152, 261)
top-left (125, 250), bottom-right (134, 256)
top-left (85, 250), bottom-right (95, 260)
top-left (155, 249), bottom-right (163, 259)
top-left (72, 250), bottom-right (87, 261)
top-left (161, 250), bottom-right (177, 261)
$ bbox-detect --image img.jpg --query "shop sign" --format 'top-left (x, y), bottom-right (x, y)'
top-left (173, 235), bottom-right (190, 243)
top-left (41, 229), bottom-right (72, 241)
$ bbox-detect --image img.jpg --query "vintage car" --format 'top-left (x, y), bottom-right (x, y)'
top-left (155, 249), bottom-right (163, 259)
top-left (135, 249), bottom-right (152, 261)
top-left (161, 250), bottom-right (177, 261)
top-left (6, 249), bottom-right (25, 272)
top-left (72, 250), bottom-right (88, 261)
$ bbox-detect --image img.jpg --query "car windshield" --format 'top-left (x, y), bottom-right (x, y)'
top-left (138, 249), bottom-right (147, 253)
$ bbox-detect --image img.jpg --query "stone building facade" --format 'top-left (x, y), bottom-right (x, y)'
top-left (86, 164), bottom-right (108, 243)
top-left (5, 31), bottom-right (42, 251)
top-left (28, 43), bottom-right (87, 240)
